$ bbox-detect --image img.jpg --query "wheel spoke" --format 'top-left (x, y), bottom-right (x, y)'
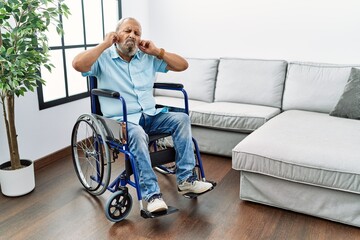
top-left (71, 114), bottom-right (111, 196)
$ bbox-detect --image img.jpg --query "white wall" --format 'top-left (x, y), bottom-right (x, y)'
top-left (1, 0), bottom-right (360, 164)
top-left (0, 92), bottom-right (90, 164)
top-left (144, 0), bottom-right (360, 64)
top-left (0, 114), bottom-right (7, 163)
top-left (121, 0), bottom-right (150, 38)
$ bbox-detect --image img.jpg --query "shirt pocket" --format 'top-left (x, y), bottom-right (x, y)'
top-left (133, 68), bottom-right (155, 91)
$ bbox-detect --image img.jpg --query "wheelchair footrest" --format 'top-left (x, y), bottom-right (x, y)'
top-left (181, 180), bottom-right (217, 199)
top-left (140, 206), bottom-right (179, 219)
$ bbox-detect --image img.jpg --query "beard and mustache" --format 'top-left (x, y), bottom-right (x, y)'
top-left (116, 38), bottom-right (138, 57)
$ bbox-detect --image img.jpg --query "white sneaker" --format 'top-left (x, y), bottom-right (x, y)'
top-left (147, 194), bottom-right (168, 213)
top-left (178, 177), bottom-right (213, 195)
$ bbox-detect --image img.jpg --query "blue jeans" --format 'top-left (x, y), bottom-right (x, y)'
top-left (127, 112), bottom-right (195, 201)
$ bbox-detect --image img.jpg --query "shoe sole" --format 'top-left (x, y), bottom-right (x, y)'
top-left (181, 186), bottom-right (214, 199)
top-left (177, 184), bottom-right (213, 195)
top-left (149, 206), bottom-right (168, 213)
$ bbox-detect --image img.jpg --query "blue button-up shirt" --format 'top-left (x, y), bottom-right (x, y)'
top-left (82, 45), bottom-right (168, 124)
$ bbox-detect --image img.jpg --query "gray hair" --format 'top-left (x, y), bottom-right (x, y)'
top-left (115, 17), bottom-right (140, 32)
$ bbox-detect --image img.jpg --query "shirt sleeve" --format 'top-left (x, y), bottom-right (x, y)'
top-left (81, 59), bottom-right (100, 77)
top-left (155, 59), bottom-right (169, 73)
top-left (81, 71), bottom-right (92, 77)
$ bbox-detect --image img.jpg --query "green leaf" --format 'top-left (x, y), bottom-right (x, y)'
top-left (19, 15), bottom-right (27, 23)
top-left (47, 7), bottom-right (56, 12)
top-left (4, 5), bottom-right (12, 13)
top-left (0, 0), bottom-right (71, 97)
top-left (6, 47), bottom-right (14, 55)
top-left (21, 3), bottom-right (28, 10)
top-left (43, 63), bottom-right (52, 72)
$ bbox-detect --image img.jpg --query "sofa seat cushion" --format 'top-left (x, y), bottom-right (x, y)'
top-left (190, 102), bottom-right (281, 133)
top-left (232, 110), bottom-right (360, 193)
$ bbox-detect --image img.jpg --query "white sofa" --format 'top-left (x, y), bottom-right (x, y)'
top-left (155, 58), bottom-right (287, 157)
top-left (155, 58), bottom-right (360, 227)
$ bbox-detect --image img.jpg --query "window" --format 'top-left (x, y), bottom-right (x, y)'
top-left (37, 0), bottom-right (121, 109)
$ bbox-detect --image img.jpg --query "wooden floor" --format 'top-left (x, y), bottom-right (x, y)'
top-left (1, 153), bottom-right (360, 240)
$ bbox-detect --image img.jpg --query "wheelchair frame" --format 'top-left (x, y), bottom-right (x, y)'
top-left (71, 76), bottom-right (215, 222)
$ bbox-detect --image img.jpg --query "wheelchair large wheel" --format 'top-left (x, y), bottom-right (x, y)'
top-left (71, 114), bottom-right (111, 196)
top-left (105, 190), bottom-right (133, 222)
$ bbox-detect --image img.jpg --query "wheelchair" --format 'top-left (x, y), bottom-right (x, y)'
top-left (71, 76), bottom-right (216, 222)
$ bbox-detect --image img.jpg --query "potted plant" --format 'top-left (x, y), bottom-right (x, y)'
top-left (0, 0), bottom-right (69, 196)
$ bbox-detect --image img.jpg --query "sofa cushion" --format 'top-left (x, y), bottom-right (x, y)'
top-left (282, 62), bottom-right (359, 113)
top-left (214, 58), bottom-right (287, 108)
top-left (232, 110), bottom-right (360, 194)
top-left (190, 102), bottom-right (281, 133)
top-left (330, 67), bottom-right (360, 119)
top-left (154, 58), bottom-right (219, 102)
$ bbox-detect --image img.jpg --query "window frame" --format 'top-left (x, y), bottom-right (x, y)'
top-left (37, 0), bottom-right (122, 110)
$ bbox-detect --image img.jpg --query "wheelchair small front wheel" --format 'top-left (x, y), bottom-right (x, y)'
top-left (105, 190), bottom-right (133, 222)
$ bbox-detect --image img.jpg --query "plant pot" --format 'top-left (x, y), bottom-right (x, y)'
top-left (0, 159), bottom-right (35, 197)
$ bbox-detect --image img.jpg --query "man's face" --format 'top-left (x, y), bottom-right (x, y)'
top-left (116, 19), bottom-right (142, 57)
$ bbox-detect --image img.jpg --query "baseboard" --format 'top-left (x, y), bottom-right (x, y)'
top-left (34, 146), bottom-right (72, 171)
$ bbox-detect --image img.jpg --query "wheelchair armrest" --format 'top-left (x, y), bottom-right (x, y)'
top-left (153, 82), bottom-right (184, 90)
top-left (91, 88), bottom-right (120, 98)
top-left (153, 82), bottom-right (189, 114)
